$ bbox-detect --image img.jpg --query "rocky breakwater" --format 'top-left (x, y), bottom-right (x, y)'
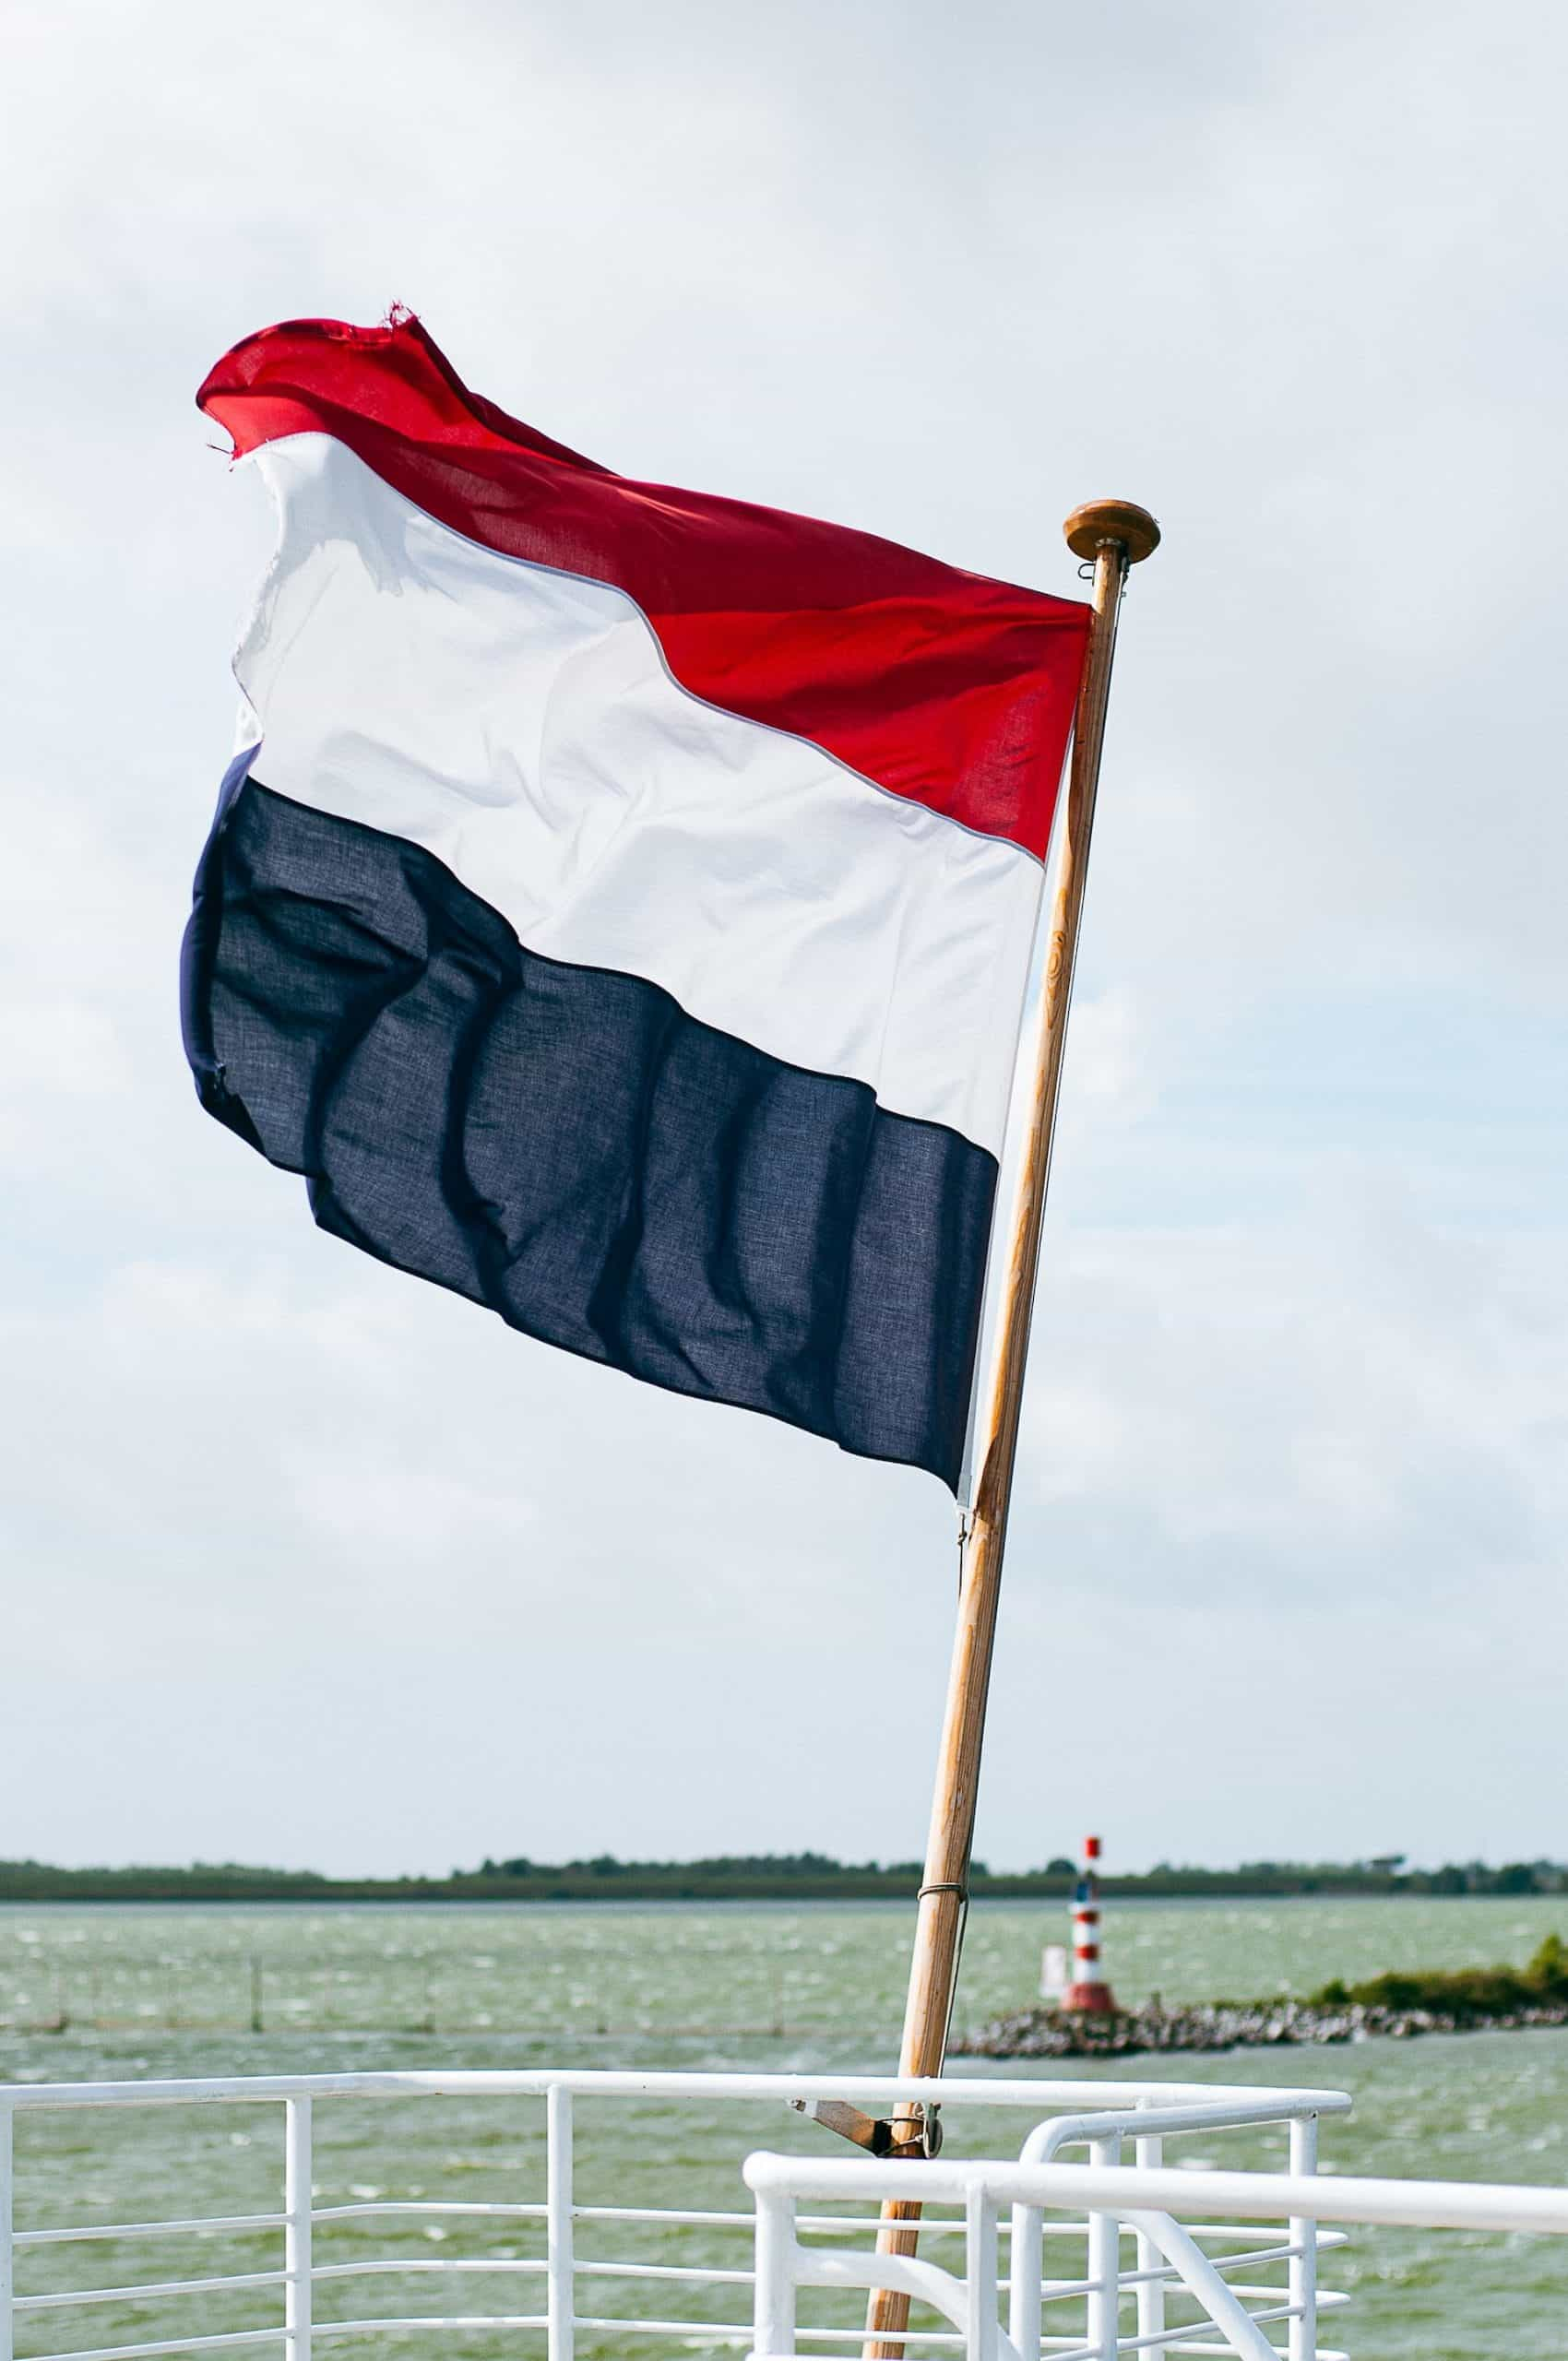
top-left (957, 1935), bottom-right (1568, 2058)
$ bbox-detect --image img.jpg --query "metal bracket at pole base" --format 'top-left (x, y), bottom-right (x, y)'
top-left (790, 2098), bottom-right (895, 2154)
top-left (790, 2099), bottom-right (943, 2159)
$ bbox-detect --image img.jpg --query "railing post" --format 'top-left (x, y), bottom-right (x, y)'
top-left (284, 2095), bottom-right (312, 2361)
top-left (754, 2184), bottom-right (798, 2360)
top-left (1086, 2134), bottom-right (1122, 2360)
top-left (1288, 2114), bottom-right (1319, 2361)
top-left (548, 2083), bottom-right (576, 2361)
top-left (965, 2184), bottom-right (999, 2361)
top-left (1, 2102), bottom-right (14, 2361)
top-left (1133, 2133), bottom-right (1165, 2353)
top-left (1006, 2183), bottom-right (1042, 2361)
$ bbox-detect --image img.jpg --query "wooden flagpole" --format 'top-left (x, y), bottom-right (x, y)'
top-left (864, 497), bottom-right (1160, 2356)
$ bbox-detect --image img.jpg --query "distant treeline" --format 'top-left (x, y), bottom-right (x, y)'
top-left (1, 1852), bottom-right (1564, 1904)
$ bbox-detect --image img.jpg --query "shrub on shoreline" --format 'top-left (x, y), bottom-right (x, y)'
top-left (1310, 1934), bottom-right (1568, 2022)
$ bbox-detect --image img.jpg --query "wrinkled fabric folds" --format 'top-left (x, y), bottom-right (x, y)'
top-left (184, 779), bottom-right (996, 1486)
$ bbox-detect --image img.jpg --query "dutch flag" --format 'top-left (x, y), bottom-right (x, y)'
top-left (182, 314), bottom-right (1091, 1489)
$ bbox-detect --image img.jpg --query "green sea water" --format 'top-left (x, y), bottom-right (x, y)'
top-left (3, 1899), bottom-right (1565, 2358)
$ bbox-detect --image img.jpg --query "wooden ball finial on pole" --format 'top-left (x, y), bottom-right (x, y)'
top-left (1063, 497), bottom-right (1161, 566)
top-left (863, 495), bottom-right (1158, 2360)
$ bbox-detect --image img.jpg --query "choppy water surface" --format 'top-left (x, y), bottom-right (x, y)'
top-left (3, 1899), bottom-right (1564, 2357)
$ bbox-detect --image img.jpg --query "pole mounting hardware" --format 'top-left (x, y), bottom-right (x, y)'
top-left (790, 2097), bottom-right (897, 2154)
top-left (790, 2097), bottom-right (944, 2159)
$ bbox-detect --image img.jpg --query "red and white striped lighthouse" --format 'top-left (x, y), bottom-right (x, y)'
top-left (1062, 1833), bottom-right (1117, 2014)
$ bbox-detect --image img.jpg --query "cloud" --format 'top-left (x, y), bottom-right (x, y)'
top-left (1025, 1192), bottom-right (1568, 1598)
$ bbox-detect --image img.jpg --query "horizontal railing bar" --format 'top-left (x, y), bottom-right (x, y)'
top-left (1031, 2098), bottom-right (1340, 2152)
top-left (574, 2321), bottom-right (795, 2340)
top-left (1147, 2342), bottom-right (1303, 2361)
top-left (305, 2330), bottom-right (957, 2349)
top-left (313, 2201), bottom-right (546, 2224)
top-left (0, 2067), bottom-right (1351, 2115)
top-left (576, 2257), bottom-right (754, 2284)
top-left (8, 2204), bottom-right (1345, 2252)
top-left (570, 2319), bottom-right (947, 2342)
top-left (1134, 2349), bottom-right (1284, 2360)
top-left (745, 2152), bottom-right (1568, 2236)
top-left (309, 2196), bottom-right (929, 2235)
top-left (799, 2213), bottom-right (961, 2236)
top-left (1028, 2343), bottom-right (1288, 2361)
top-left (578, 2331), bottom-right (963, 2349)
top-left (17, 2331), bottom-right (285, 2361)
top-left (311, 2258), bottom-right (546, 2280)
top-left (576, 2203), bottom-right (974, 2236)
top-left (1169, 2225), bottom-right (1348, 2248)
top-left (1038, 2272), bottom-right (1134, 2302)
top-left (1032, 2222), bottom-right (1331, 2252)
top-left (1200, 2287), bottom-right (1347, 2315)
top-left (1170, 2238), bottom-right (1294, 2273)
top-left (1028, 2345), bottom-right (1168, 2360)
top-left (15, 2266), bottom-right (285, 2310)
top-left (577, 2203), bottom-right (750, 2229)
top-left (761, 2334), bottom-right (961, 2348)
top-left (578, 2203), bottom-right (956, 2234)
top-left (807, 2210), bottom-right (1237, 2248)
top-left (1133, 2349), bottom-right (1343, 2361)
top-left (311, 2320), bottom-right (546, 2338)
top-left (1151, 2236), bottom-right (1311, 2277)
top-left (16, 2213), bottom-right (288, 2246)
top-left (587, 2204), bottom-right (1302, 2245)
top-left (309, 2200), bottom-right (973, 2234)
top-left (1102, 2319), bottom-right (1287, 2358)
top-left (1035, 2341), bottom-right (1280, 2361)
top-left (968, 2240), bottom-right (1324, 2306)
top-left (312, 2254), bottom-right (761, 2287)
top-left (1039, 2259), bottom-right (1245, 2303)
top-left (614, 2333), bottom-right (961, 2350)
top-left (17, 2319), bottom-right (1168, 2358)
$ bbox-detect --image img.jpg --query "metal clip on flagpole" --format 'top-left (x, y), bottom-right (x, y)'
top-left (861, 497), bottom-right (1160, 2360)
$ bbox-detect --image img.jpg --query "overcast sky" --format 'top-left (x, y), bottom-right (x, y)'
top-left (3, 0), bottom-right (1565, 1879)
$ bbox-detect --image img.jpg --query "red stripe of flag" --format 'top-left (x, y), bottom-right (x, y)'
top-left (197, 314), bottom-right (1091, 860)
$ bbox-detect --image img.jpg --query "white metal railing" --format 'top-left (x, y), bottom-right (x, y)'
top-left (745, 2146), bottom-right (1568, 2361)
top-left (1004, 2098), bottom-right (1333, 2361)
top-left (0, 2067), bottom-right (1349, 2361)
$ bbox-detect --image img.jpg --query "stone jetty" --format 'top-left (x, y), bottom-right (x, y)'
top-left (961, 1932), bottom-right (1568, 2055)
top-left (956, 1990), bottom-right (1568, 2058)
